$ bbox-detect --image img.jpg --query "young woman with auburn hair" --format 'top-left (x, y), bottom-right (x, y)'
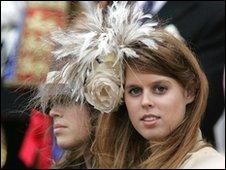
top-left (92, 29), bottom-right (225, 168)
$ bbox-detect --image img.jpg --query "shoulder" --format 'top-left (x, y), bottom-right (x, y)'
top-left (181, 147), bottom-right (225, 169)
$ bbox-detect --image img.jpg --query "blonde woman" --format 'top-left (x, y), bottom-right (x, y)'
top-left (34, 58), bottom-right (99, 169)
top-left (46, 1), bottom-right (225, 168)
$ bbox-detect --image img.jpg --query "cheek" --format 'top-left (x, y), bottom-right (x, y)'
top-left (72, 125), bottom-right (90, 142)
top-left (67, 113), bottom-right (90, 139)
top-left (125, 94), bottom-right (140, 110)
top-left (159, 91), bottom-right (187, 114)
top-left (55, 131), bottom-right (77, 149)
top-left (125, 97), bottom-right (140, 118)
top-left (157, 95), bottom-right (186, 124)
top-left (71, 116), bottom-right (90, 135)
top-left (161, 97), bottom-right (186, 130)
top-left (57, 123), bottom-right (90, 149)
top-left (125, 99), bottom-right (141, 131)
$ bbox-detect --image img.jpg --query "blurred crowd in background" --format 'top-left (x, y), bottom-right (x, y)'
top-left (1, 1), bottom-right (225, 169)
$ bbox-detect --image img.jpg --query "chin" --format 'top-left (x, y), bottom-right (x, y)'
top-left (57, 142), bottom-right (70, 149)
top-left (56, 139), bottom-right (78, 149)
top-left (58, 142), bottom-right (78, 150)
top-left (141, 131), bottom-right (166, 141)
top-left (140, 126), bottom-right (170, 140)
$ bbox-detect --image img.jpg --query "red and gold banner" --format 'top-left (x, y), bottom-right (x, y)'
top-left (8, 1), bottom-right (68, 87)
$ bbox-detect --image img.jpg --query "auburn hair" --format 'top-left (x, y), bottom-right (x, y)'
top-left (91, 29), bottom-right (209, 168)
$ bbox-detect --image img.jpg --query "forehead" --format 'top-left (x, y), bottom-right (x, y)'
top-left (125, 69), bottom-right (178, 86)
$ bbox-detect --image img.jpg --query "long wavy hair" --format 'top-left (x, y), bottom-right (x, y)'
top-left (91, 29), bottom-right (209, 168)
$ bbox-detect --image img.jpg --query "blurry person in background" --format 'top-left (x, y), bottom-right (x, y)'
top-left (1, 1), bottom-right (26, 76)
top-left (1, 3), bottom-right (29, 169)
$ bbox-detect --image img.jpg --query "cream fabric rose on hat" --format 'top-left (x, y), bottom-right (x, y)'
top-left (84, 52), bottom-right (124, 113)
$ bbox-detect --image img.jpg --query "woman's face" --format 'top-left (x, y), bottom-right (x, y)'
top-left (49, 104), bottom-right (90, 149)
top-left (124, 69), bottom-right (194, 141)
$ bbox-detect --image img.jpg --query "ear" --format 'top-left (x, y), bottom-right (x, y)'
top-left (184, 89), bottom-right (195, 105)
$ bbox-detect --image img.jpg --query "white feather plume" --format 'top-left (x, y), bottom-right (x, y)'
top-left (50, 1), bottom-right (159, 106)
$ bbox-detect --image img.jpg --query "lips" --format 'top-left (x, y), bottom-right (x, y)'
top-left (53, 124), bottom-right (67, 134)
top-left (140, 114), bottom-right (160, 128)
top-left (54, 124), bottom-right (67, 129)
top-left (140, 114), bottom-right (161, 121)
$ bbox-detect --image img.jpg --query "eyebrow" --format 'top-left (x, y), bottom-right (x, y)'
top-left (125, 79), bottom-right (171, 89)
top-left (124, 84), bottom-right (139, 90)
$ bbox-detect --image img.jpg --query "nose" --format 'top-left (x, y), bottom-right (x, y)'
top-left (141, 90), bottom-right (154, 108)
top-left (49, 107), bottom-right (62, 118)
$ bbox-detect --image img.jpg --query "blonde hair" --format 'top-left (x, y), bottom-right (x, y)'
top-left (32, 61), bottom-right (100, 169)
top-left (91, 29), bottom-right (209, 168)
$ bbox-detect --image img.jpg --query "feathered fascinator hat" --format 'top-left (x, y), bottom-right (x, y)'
top-left (48, 1), bottom-right (160, 113)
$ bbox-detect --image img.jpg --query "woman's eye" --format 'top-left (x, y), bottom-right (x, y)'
top-left (129, 87), bottom-right (142, 96)
top-left (153, 85), bottom-right (168, 94)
